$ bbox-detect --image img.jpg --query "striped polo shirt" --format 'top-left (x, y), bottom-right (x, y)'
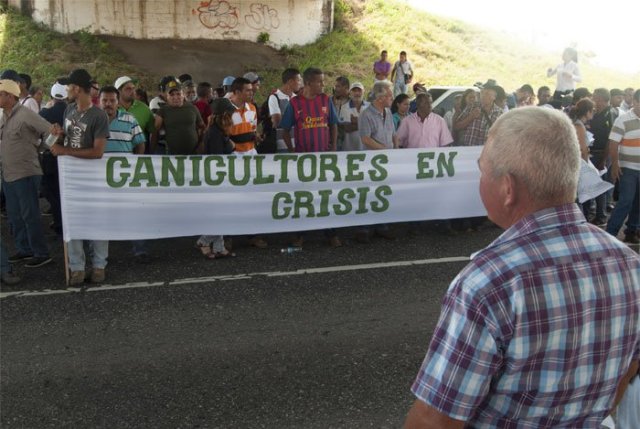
top-left (104, 111), bottom-right (146, 153)
top-left (280, 93), bottom-right (337, 153)
top-left (229, 102), bottom-right (257, 153)
top-left (609, 109), bottom-right (640, 170)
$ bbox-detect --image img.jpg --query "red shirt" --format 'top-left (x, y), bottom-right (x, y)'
top-left (194, 99), bottom-right (212, 123)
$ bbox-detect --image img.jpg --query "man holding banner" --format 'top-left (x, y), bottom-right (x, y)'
top-left (280, 67), bottom-right (342, 248)
top-left (50, 69), bottom-right (110, 285)
top-left (355, 80), bottom-right (398, 243)
top-left (405, 107), bottom-right (640, 428)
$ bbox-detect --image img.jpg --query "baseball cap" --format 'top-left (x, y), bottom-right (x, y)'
top-left (0, 79), bottom-right (21, 98)
top-left (243, 72), bottom-right (261, 83)
top-left (413, 83), bottom-right (428, 94)
top-left (481, 79), bottom-right (497, 88)
top-left (178, 73), bottom-right (193, 83)
top-left (349, 82), bottom-right (364, 92)
top-left (222, 76), bottom-right (236, 86)
top-left (58, 69), bottom-right (93, 89)
top-left (159, 76), bottom-right (180, 93)
top-left (114, 76), bottom-right (136, 90)
top-left (212, 97), bottom-right (236, 116)
top-left (149, 97), bottom-right (165, 112)
top-left (50, 82), bottom-right (68, 100)
top-left (0, 69), bottom-right (24, 84)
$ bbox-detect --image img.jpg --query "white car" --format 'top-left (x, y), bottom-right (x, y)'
top-left (428, 86), bottom-right (479, 117)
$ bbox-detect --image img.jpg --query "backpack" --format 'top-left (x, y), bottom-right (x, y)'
top-left (257, 91), bottom-right (285, 154)
top-left (259, 90), bottom-right (279, 136)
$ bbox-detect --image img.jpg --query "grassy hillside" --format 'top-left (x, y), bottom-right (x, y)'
top-left (288, 0), bottom-right (638, 91)
top-left (1, 0), bottom-right (637, 103)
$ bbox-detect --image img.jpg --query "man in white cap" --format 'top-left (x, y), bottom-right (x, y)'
top-left (114, 76), bottom-right (154, 153)
top-left (338, 82), bottom-right (369, 151)
top-left (222, 76), bottom-right (235, 98)
top-left (0, 79), bottom-right (54, 268)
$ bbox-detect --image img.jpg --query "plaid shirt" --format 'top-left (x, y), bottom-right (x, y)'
top-left (412, 203), bottom-right (640, 427)
top-left (458, 102), bottom-right (502, 146)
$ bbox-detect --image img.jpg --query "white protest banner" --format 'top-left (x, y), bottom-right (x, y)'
top-left (58, 147), bottom-right (486, 241)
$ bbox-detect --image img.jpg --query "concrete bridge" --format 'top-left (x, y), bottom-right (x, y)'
top-left (8, 0), bottom-right (334, 47)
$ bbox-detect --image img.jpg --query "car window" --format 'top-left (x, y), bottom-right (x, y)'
top-left (428, 89), bottom-right (447, 102)
top-left (431, 91), bottom-right (459, 117)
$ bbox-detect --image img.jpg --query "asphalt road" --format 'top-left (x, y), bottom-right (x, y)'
top-left (2, 220), bottom-right (637, 428)
top-left (1, 221), bottom-right (501, 429)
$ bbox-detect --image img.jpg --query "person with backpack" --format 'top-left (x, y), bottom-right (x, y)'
top-left (195, 98), bottom-right (236, 260)
top-left (259, 68), bottom-right (302, 154)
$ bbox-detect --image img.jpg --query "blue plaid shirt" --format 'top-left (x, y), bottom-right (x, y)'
top-left (412, 203), bottom-right (640, 427)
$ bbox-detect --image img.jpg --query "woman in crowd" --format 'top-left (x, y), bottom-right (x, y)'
top-left (195, 98), bottom-right (237, 259)
top-left (570, 98), bottom-right (594, 162)
top-left (391, 93), bottom-right (410, 130)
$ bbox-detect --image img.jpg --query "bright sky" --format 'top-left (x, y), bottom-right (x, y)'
top-left (407, 0), bottom-right (640, 74)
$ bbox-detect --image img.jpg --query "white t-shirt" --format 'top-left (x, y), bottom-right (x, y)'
top-left (20, 96), bottom-right (40, 113)
top-left (268, 89), bottom-right (294, 151)
top-left (339, 100), bottom-right (369, 151)
top-left (548, 61), bottom-right (581, 92)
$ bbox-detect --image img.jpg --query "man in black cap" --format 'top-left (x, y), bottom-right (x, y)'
top-left (49, 69), bottom-right (110, 285)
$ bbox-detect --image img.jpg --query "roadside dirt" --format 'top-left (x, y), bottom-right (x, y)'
top-left (103, 36), bottom-right (286, 88)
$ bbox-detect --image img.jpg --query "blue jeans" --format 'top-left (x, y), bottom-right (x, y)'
top-left (394, 80), bottom-right (407, 97)
top-left (606, 168), bottom-right (639, 236)
top-left (3, 175), bottom-right (49, 258)
top-left (67, 240), bottom-right (109, 272)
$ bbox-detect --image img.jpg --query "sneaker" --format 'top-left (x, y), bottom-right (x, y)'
top-left (90, 268), bottom-right (106, 283)
top-left (1, 271), bottom-right (21, 285)
top-left (69, 270), bottom-right (85, 286)
top-left (290, 235), bottom-right (304, 247)
top-left (25, 256), bottom-right (52, 268)
top-left (328, 236), bottom-right (343, 248)
top-left (623, 234), bottom-right (640, 245)
top-left (248, 236), bottom-right (268, 248)
top-left (590, 217), bottom-right (607, 227)
top-left (8, 252), bottom-right (33, 263)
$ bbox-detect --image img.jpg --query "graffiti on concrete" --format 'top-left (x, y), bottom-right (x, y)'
top-left (193, 1), bottom-right (239, 29)
top-left (244, 3), bottom-right (280, 30)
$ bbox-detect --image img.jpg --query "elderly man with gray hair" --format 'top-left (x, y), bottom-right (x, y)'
top-left (353, 80), bottom-right (398, 243)
top-left (358, 80), bottom-right (398, 151)
top-left (405, 107), bottom-right (640, 428)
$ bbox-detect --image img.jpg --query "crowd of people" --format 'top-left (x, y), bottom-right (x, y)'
top-left (0, 46), bottom-right (638, 286)
top-left (0, 44), bottom-right (639, 429)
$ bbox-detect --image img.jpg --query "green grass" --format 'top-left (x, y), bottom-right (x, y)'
top-left (0, 5), bottom-right (153, 93)
top-left (1, 0), bottom-right (637, 104)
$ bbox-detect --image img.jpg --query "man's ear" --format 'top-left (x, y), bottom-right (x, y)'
top-left (502, 173), bottom-right (518, 208)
